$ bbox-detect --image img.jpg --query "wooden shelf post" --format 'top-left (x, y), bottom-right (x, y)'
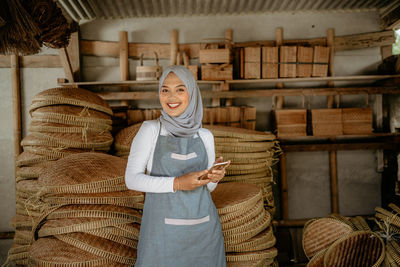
top-left (280, 152), bottom-right (289, 220)
top-left (276, 28), bottom-right (284, 109)
top-left (171, 29), bottom-right (178, 65)
top-left (119, 31), bottom-right (129, 106)
top-left (225, 29), bottom-right (233, 106)
top-left (11, 54), bottom-right (22, 164)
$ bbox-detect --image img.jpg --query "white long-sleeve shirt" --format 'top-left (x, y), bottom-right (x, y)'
top-left (124, 119), bottom-right (218, 193)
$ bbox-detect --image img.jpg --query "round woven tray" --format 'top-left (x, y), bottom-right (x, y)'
top-left (55, 232), bottom-right (137, 265)
top-left (16, 161), bottom-right (53, 180)
top-left (42, 191), bottom-right (144, 209)
top-left (306, 248), bottom-right (326, 267)
top-left (211, 183), bottom-right (263, 215)
top-left (224, 213), bottom-right (270, 246)
top-left (46, 204), bottom-right (142, 223)
top-left (28, 236), bottom-right (120, 266)
top-left (23, 145), bottom-right (92, 160)
top-left (324, 231), bottom-right (384, 267)
top-left (84, 228), bottom-right (138, 249)
top-left (223, 210), bottom-right (270, 238)
top-left (227, 167), bottom-right (270, 176)
top-left (37, 217), bottom-right (132, 238)
top-left (114, 123), bottom-right (143, 152)
top-left (223, 171), bottom-right (270, 181)
top-left (38, 152), bottom-right (127, 194)
top-left (376, 207), bottom-right (400, 228)
top-left (31, 105), bottom-right (112, 123)
top-left (221, 199), bottom-right (264, 228)
top-left (30, 131), bottom-right (113, 150)
top-left (386, 240), bottom-right (400, 266)
top-left (205, 125), bottom-right (275, 141)
top-left (226, 226), bottom-right (275, 253)
top-left (14, 230), bottom-right (33, 245)
top-left (349, 216), bottom-right (370, 231)
top-left (228, 162), bottom-right (270, 171)
top-left (16, 179), bottom-right (40, 195)
top-left (226, 247), bottom-right (278, 262)
top-left (226, 258), bottom-right (273, 267)
top-left (302, 217), bottom-right (354, 259)
top-left (16, 151), bottom-right (59, 167)
top-left (11, 215), bottom-right (34, 230)
top-left (217, 151), bottom-right (273, 160)
top-left (29, 120), bottom-right (112, 134)
top-left (91, 225), bottom-right (140, 241)
top-left (114, 223), bottom-right (141, 238)
top-left (29, 87), bottom-right (113, 116)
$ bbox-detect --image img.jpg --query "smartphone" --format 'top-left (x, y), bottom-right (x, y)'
top-left (198, 161), bottom-right (230, 180)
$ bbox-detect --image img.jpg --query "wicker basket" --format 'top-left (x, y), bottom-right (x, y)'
top-left (342, 108), bottom-right (373, 135)
top-left (274, 109), bottom-right (307, 138)
top-left (311, 109), bottom-right (342, 136)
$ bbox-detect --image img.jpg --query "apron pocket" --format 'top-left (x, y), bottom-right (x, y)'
top-left (164, 215), bottom-right (210, 226)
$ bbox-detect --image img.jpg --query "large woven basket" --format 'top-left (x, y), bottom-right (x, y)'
top-left (114, 123), bottom-right (142, 152)
top-left (28, 237), bottom-right (122, 266)
top-left (226, 247), bottom-right (278, 262)
top-left (29, 87), bottom-right (113, 116)
top-left (205, 125), bottom-right (275, 141)
top-left (29, 120), bottom-right (112, 134)
top-left (307, 249), bottom-right (326, 267)
top-left (55, 232), bottom-right (137, 265)
top-left (16, 151), bottom-right (59, 167)
top-left (226, 226), bottom-right (276, 253)
top-left (221, 199), bottom-right (264, 228)
top-left (302, 218), bottom-right (354, 259)
top-left (323, 231), bottom-right (384, 267)
top-left (211, 183), bottom-right (263, 215)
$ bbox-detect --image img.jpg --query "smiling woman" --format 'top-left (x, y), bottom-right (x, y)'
top-left (159, 73), bottom-right (189, 117)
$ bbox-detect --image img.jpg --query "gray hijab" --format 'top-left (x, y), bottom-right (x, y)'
top-left (158, 65), bottom-right (203, 137)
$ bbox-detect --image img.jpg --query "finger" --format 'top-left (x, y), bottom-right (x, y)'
top-left (211, 169), bottom-right (225, 174)
top-left (199, 178), bottom-right (211, 186)
top-left (215, 157), bottom-right (223, 164)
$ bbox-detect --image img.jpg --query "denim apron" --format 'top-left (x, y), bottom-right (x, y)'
top-left (135, 127), bottom-right (225, 267)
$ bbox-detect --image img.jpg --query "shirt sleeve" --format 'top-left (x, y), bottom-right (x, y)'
top-left (200, 129), bottom-right (219, 192)
top-left (124, 121), bottom-right (176, 193)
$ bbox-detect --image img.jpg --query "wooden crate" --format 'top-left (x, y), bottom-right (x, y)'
top-left (187, 65), bottom-right (198, 80)
top-left (342, 108), bottom-right (373, 135)
top-left (201, 64), bottom-right (233, 80)
top-left (244, 47), bottom-right (261, 79)
top-left (280, 46), bottom-right (297, 78)
top-left (262, 47), bottom-right (278, 78)
top-left (199, 48), bottom-right (231, 64)
top-left (275, 109), bottom-right (307, 137)
top-left (311, 109), bottom-right (343, 136)
top-left (241, 106), bottom-right (256, 130)
top-left (312, 46), bottom-right (330, 77)
top-left (203, 106), bottom-right (255, 129)
top-left (297, 46), bottom-right (313, 77)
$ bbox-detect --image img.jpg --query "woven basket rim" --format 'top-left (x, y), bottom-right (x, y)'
top-left (323, 230), bottom-right (385, 267)
top-left (225, 247), bottom-right (278, 262)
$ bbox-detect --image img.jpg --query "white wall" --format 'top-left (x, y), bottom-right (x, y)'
top-left (0, 10), bottom-right (384, 230)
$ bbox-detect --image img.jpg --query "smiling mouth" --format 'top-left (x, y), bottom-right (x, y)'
top-left (167, 103), bottom-right (181, 109)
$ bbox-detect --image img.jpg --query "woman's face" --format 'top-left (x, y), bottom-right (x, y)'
top-left (160, 73), bottom-right (189, 117)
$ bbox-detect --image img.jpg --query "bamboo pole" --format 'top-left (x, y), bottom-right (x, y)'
top-left (11, 54), bottom-right (22, 163)
top-left (276, 28), bottom-right (284, 109)
top-left (327, 28), bottom-right (335, 108)
top-left (119, 31), bottom-right (129, 106)
top-left (170, 29), bottom-right (178, 65)
top-left (280, 152), bottom-right (289, 220)
top-left (329, 149), bottom-right (339, 214)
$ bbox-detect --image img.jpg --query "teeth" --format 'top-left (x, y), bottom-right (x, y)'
top-left (168, 103), bottom-right (180, 108)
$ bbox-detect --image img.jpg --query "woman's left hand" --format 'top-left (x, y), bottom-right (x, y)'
top-left (208, 157), bottom-right (230, 183)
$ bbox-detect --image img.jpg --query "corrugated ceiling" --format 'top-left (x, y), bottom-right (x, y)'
top-left (57, 0), bottom-right (397, 22)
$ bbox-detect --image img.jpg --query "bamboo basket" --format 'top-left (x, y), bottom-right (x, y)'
top-left (275, 109), bottom-right (307, 138)
top-left (312, 46), bottom-right (329, 77)
top-left (342, 107), bottom-right (373, 135)
top-left (280, 46), bottom-right (297, 78)
top-left (262, 47), bottom-right (278, 79)
top-left (136, 52), bottom-right (162, 81)
top-left (311, 109), bottom-right (342, 136)
top-left (297, 46), bottom-right (313, 77)
top-left (244, 47), bottom-right (261, 79)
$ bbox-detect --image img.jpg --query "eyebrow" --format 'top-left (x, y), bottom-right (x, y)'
top-left (161, 84), bottom-right (186, 88)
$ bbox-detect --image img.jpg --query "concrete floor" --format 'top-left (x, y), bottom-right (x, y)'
top-left (0, 239), bottom-right (13, 266)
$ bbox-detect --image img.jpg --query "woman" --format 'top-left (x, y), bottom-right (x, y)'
top-left (125, 65), bottom-right (228, 267)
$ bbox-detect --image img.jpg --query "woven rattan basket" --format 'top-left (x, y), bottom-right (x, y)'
top-left (46, 204), bottom-right (142, 223)
top-left (221, 199), bottom-right (264, 229)
top-left (114, 123), bottom-right (142, 152)
top-left (306, 249), bottom-right (326, 267)
top-left (211, 183), bottom-right (263, 215)
top-left (226, 258), bottom-right (273, 267)
top-left (28, 237), bottom-right (121, 267)
top-left (29, 120), bottom-right (112, 134)
top-left (226, 247), bottom-right (278, 262)
top-left (225, 226), bottom-right (276, 253)
top-left (205, 125), bottom-right (275, 141)
top-left (55, 232), bottom-right (137, 265)
top-left (29, 87), bottom-right (113, 116)
top-left (323, 231), bottom-right (384, 267)
top-left (224, 214), bottom-right (270, 246)
top-left (302, 217), bottom-right (353, 259)
top-left (16, 151), bottom-right (59, 167)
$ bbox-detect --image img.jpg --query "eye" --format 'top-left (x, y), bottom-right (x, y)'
top-left (161, 88), bottom-right (168, 93)
top-left (177, 87), bottom-right (186, 92)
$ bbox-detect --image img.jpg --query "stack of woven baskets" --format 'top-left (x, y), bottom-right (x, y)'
top-left (211, 183), bottom-right (278, 266)
top-left (9, 87), bottom-right (114, 265)
top-left (303, 215), bottom-right (385, 266)
top-left (25, 152), bottom-right (144, 266)
top-left (375, 204), bottom-right (400, 266)
top-left (205, 125), bottom-right (279, 215)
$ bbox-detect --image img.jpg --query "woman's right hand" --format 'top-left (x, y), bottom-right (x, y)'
top-left (174, 170), bottom-right (210, 191)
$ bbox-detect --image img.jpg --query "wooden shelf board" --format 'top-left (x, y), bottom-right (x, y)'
top-left (58, 80), bottom-right (224, 86)
top-left (227, 74), bottom-right (400, 84)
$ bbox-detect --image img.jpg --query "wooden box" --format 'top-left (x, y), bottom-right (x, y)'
top-left (275, 109), bottom-right (307, 137)
top-left (199, 48), bottom-right (231, 64)
top-left (312, 46), bottom-right (330, 77)
top-left (187, 65), bottom-right (198, 80)
top-left (244, 47), bottom-right (261, 79)
top-left (297, 46), bottom-right (313, 77)
top-left (201, 64), bottom-right (233, 81)
top-left (311, 109), bottom-right (343, 136)
top-left (280, 46), bottom-right (297, 78)
top-left (241, 106), bottom-right (256, 130)
top-left (342, 108), bottom-right (373, 135)
top-left (262, 47), bottom-right (278, 78)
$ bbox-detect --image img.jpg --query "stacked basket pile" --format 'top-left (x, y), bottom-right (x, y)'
top-left (211, 183), bottom-right (278, 267)
top-left (303, 215), bottom-right (385, 267)
top-left (114, 123), bottom-right (142, 158)
top-left (205, 125), bottom-right (279, 215)
top-left (9, 87), bottom-right (114, 266)
top-left (375, 203), bottom-right (400, 266)
top-left (25, 152), bottom-right (144, 266)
